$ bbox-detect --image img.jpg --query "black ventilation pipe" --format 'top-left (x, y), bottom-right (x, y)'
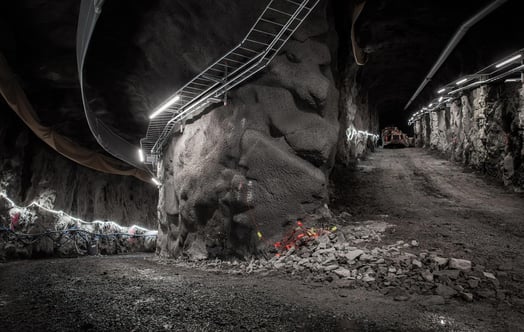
top-left (403, 0), bottom-right (508, 111)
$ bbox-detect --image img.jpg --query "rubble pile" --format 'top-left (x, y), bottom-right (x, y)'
top-left (163, 220), bottom-right (509, 304)
top-left (0, 193), bottom-right (156, 260)
top-left (265, 234), bottom-right (505, 302)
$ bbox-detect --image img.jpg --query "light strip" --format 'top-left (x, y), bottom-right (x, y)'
top-left (437, 88), bottom-right (446, 94)
top-left (151, 177), bottom-right (161, 186)
top-left (495, 54), bottom-right (522, 68)
top-left (0, 192), bottom-right (155, 233)
top-left (456, 78), bottom-right (468, 85)
top-left (438, 96), bottom-right (443, 102)
top-left (149, 95), bottom-right (180, 119)
top-left (504, 78), bottom-right (522, 83)
top-left (138, 149), bottom-right (145, 163)
top-left (346, 128), bottom-right (379, 142)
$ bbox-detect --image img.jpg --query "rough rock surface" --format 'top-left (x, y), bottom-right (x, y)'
top-left (0, 194), bottom-right (156, 260)
top-left (414, 83), bottom-right (524, 191)
top-left (0, 111), bottom-right (158, 227)
top-left (157, 3), bottom-right (346, 258)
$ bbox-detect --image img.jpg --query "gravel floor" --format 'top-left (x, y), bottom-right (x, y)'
top-left (0, 254), bottom-right (518, 332)
top-left (1, 148), bottom-right (524, 331)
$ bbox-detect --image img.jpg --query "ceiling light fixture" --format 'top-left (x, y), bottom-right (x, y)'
top-left (437, 88), bottom-right (446, 94)
top-left (456, 78), bottom-right (468, 85)
top-left (151, 177), bottom-right (161, 186)
top-left (504, 78), bottom-right (522, 83)
top-left (438, 96), bottom-right (443, 103)
top-left (138, 149), bottom-right (145, 163)
top-left (150, 95), bottom-right (180, 119)
top-left (495, 54), bottom-right (522, 68)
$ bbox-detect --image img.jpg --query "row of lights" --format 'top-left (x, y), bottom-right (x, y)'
top-left (409, 52), bottom-right (523, 125)
top-left (149, 95), bottom-right (180, 119)
top-left (437, 53), bottom-right (522, 94)
top-left (0, 192), bottom-right (155, 234)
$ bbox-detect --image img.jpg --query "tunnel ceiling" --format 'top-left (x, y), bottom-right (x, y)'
top-left (0, 0), bottom-right (522, 150)
top-left (354, 0), bottom-right (523, 132)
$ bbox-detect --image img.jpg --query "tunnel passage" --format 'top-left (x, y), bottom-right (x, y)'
top-left (1, 0), bottom-right (524, 259)
top-left (2, 0), bottom-right (524, 330)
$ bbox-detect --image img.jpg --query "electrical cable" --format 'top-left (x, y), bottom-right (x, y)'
top-left (0, 192), bottom-right (157, 257)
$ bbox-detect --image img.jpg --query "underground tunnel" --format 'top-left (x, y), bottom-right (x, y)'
top-left (1, 0), bottom-right (524, 330)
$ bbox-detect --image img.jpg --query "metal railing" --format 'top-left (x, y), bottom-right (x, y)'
top-left (403, 0), bottom-right (508, 111)
top-left (140, 0), bottom-right (320, 166)
top-left (408, 48), bottom-right (524, 125)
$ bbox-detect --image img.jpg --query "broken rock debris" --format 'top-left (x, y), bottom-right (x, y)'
top-left (162, 220), bottom-right (506, 304)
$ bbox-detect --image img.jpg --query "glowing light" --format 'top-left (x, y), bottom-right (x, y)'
top-left (346, 127), bottom-right (379, 143)
top-left (428, 103), bottom-right (433, 108)
top-left (495, 54), bottom-right (522, 68)
top-left (138, 149), bottom-right (145, 163)
top-left (150, 95), bottom-right (180, 119)
top-left (438, 97), bottom-right (443, 102)
top-left (505, 78), bottom-right (522, 83)
top-left (437, 88), bottom-right (446, 94)
top-left (348, 127), bottom-right (379, 142)
top-left (151, 177), bottom-right (161, 186)
top-left (456, 78), bottom-right (468, 85)
top-left (129, 224), bottom-right (150, 232)
top-left (0, 193), bottom-right (155, 235)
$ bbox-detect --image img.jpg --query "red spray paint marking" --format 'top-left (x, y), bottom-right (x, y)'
top-left (272, 220), bottom-right (333, 256)
top-left (127, 226), bottom-right (137, 243)
top-left (10, 212), bottom-right (20, 231)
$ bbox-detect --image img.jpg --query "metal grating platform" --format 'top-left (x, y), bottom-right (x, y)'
top-left (140, 0), bottom-right (320, 166)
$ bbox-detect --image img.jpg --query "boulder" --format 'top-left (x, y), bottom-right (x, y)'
top-left (435, 284), bottom-right (457, 298)
top-left (334, 267), bottom-right (352, 278)
top-left (449, 258), bottom-right (472, 271)
top-left (346, 249), bottom-right (364, 261)
top-left (156, 5), bottom-right (342, 257)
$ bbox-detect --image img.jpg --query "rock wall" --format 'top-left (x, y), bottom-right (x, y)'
top-left (338, 64), bottom-right (379, 161)
top-left (414, 82), bottom-right (524, 191)
top-left (156, 2), bottom-right (361, 259)
top-left (0, 194), bottom-right (157, 260)
top-left (334, 1), bottom-right (379, 164)
top-left (0, 108), bottom-right (158, 228)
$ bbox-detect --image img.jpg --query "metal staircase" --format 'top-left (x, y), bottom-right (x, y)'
top-left (140, 0), bottom-right (320, 166)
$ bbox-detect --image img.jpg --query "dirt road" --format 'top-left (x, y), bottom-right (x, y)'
top-left (332, 148), bottom-right (524, 272)
top-left (1, 148), bottom-right (524, 331)
top-left (0, 253), bottom-right (521, 332)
